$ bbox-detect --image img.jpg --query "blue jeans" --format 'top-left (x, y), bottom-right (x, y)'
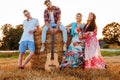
top-left (19, 41), bottom-right (35, 53)
top-left (42, 24), bottom-right (67, 43)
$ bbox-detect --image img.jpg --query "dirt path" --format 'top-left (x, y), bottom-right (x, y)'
top-left (104, 56), bottom-right (120, 64)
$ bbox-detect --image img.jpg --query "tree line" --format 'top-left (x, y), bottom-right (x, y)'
top-left (102, 22), bottom-right (120, 45)
top-left (0, 24), bottom-right (23, 50)
top-left (0, 22), bottom-right (120, 50)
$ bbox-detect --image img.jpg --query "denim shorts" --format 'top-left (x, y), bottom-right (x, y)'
top-left (19, 41), bottom-right (35, 53)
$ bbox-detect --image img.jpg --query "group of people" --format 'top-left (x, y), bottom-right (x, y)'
top-left (18, 0), bottom-right (106, 69)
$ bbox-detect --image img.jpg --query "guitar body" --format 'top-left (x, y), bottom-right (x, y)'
top-left (45, 31), bottom-right (59, 72)
top-left (45, 53), bottom-right (59, 72)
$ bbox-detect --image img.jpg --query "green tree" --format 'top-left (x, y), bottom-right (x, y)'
top-left (102, 22), bottom-right (120, 45)
top-left (0, 24), bottom-right (23, 50)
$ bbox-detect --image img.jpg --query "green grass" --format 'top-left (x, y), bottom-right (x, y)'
top-left (101, 51), bottom-right (120, 56)
top-left (0, 52), bottom-right (29, 58)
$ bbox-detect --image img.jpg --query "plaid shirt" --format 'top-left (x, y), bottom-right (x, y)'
top-left (44, 6), bottom-right (61, 24)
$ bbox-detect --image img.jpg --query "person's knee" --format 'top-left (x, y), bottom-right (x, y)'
top-left (19, 53), bottom-right (24, 57)
top-left (42, 26), bottom-right (49, 32)
top-left (32, 53), bottom-right (35, 56)
top-left (30, 52), bottom-right (35, 56)
top-left (62, 28), bottom-right (67, 33)
top-left (60, 25), bottom-right (67, 31)
top-left (63, 28), bottom-right (67, 32)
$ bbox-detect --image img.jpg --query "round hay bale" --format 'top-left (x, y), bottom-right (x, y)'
top-left (31, 28), bottom-right (72, 69)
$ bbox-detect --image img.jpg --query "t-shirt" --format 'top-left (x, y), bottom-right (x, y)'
top-left (49, 12), bottom-right (55, 24)
top-left (19, 18), bottom-right (39, 43)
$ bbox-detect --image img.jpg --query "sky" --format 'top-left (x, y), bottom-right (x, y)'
top-left (0, 0), bottom-right (120, 39)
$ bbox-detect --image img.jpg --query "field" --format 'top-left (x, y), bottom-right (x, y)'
top-left (0, 52), bottom-right (120, 80)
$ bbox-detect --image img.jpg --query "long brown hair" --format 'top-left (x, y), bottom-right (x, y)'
top-left (84, 13), bottom-right (97, 32)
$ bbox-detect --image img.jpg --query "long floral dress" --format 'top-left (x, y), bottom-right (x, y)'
top-left (60, 28), bottom-right (85, 68)
top-left (84, 31), bottom-right (105, 69)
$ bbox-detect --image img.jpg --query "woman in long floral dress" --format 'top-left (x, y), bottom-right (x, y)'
top-left (84, 12), bottom-right (105, 69)
top-left (60, 13), bottom-right (85, 68)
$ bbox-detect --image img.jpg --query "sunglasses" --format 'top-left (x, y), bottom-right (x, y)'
top-left (46, 2), bottom-right (50, 6)
top-left (24, 12), bottom-right (30, 16)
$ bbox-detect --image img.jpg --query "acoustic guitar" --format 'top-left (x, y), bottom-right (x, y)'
top-left (45, 32), bottom-right (59, 72)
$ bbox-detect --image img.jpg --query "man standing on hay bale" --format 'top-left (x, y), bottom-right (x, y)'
top-left (40, 0), bottom-right (67, 52)
top-left (18, 10), bottom-right (39, 69)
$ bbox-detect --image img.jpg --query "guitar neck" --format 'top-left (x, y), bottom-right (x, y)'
top-left (51, 33), bottom-right (55, 60)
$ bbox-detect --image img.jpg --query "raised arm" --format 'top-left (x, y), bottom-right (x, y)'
top-left (66, 23), bottom-right (72, 33)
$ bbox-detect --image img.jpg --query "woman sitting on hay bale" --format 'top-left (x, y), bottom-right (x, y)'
top-left (60, 13), bottom-right (85, 68)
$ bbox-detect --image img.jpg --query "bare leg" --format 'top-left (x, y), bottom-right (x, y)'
top-left (18, 53), bottom-right (24, 67)
top-left (22, 52), bottom-right (35, 67)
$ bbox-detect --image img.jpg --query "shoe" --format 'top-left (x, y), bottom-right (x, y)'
top-left (40, 46), bottom-right (45, 52)
top-left (20, 66), bottom-right (24, 69)
top-left (63, 44), bottom-right (67, 51)
top-left (18, 66), bottom-right (24, 69)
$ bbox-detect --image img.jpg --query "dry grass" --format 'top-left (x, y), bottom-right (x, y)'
top-left (31, 29), bottom-right (72, 69)
top-left (0, 56), bottom-right (120, 80)
top-left (0, 30), bottom-right (120, 80)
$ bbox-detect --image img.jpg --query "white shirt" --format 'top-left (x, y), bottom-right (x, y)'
top-left (49, 12), bottom-right (55, 24)
top-left (19, 18), bottom-right (39, 43)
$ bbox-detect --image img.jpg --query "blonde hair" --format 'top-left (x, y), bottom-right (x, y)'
top-left (76, 13), bottom-right (82, 16)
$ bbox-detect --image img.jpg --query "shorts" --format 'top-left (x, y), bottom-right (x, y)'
top-left (19, 41), bottom-right (35, 53)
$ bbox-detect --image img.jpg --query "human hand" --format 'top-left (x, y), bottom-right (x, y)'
top-left (67, 28), bottom-right (70, 33)
top-left (50, 28), bottom-right (54, 33)
top-left (29, 30), bottom-right (35, 34)
top-left (76, 27), bottom-right (81, 32)
top-left (54, 27), bottom-right (58, 33)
